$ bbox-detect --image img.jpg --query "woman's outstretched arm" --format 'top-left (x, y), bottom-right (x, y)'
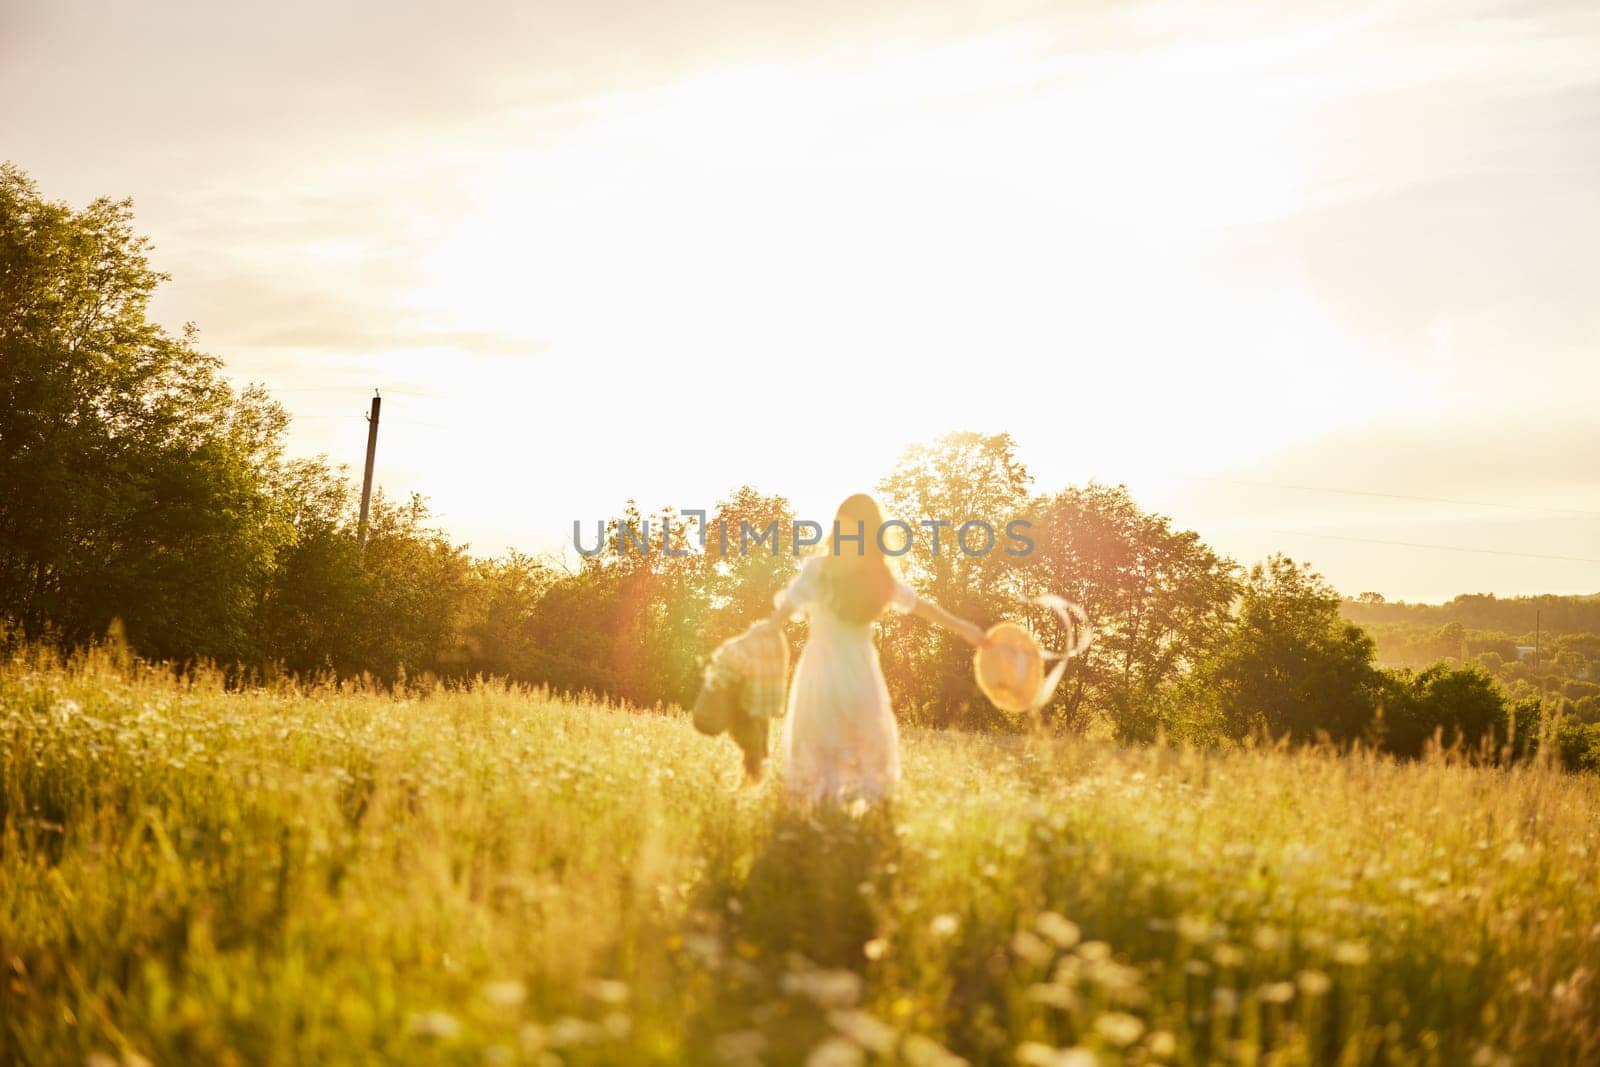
top-left (912, 598), bottom-right (987, 647)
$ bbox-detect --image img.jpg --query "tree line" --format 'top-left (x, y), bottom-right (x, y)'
top-left (4, 163), bottom-right (1595, 770)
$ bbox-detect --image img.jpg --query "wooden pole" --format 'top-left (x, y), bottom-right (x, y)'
top-left (358, 391), bottom-right (381, 549)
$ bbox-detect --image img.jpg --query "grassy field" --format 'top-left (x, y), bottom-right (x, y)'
top-left (3, 649), bottom-right (1598, 1066)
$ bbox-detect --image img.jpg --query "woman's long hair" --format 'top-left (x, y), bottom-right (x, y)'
top-left (819, 493), bottom-right (897, 624)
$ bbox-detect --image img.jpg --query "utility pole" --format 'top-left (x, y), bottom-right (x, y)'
top-left (358, 391), bottom-right (381, 549)
top-left (1535, 607), bottom-right (1543, 755)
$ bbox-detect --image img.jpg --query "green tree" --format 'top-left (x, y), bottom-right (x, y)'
top-left (458, 550), bottom-right (559, 680)
top-left (1021, 483), bottom-right (1239, 740)
top-left (1197, 555), bottom-right (1380, 744)
top-left (0, 163), bottom-right (294, 661)
top-left (262, 487), bottom-right (473, 682)
top-left (698, 487), bottom-right (800, 642)
top-left (1376, 663), bottom-right (1507, 758)
top-left (877, 431), bottom-right (1033, 728)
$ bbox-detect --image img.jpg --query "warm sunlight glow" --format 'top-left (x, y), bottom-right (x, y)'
top-left (401, 31), bottom-right (1427, 548)
top-left (13, 1), bottom-right (1594, 598)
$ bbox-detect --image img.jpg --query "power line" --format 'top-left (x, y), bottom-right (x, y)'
top-left (260, 385), bottom-right (442, 397)
top-left (384, 417), bottom-right (456, 430)
top-left (282, 413), bottom-right (454, 429)
top-left (1264, 528), bottom-right (1600, 566)
top-left (1186, 475), bottom-right (1600, 521)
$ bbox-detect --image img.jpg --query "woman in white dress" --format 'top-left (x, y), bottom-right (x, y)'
top-left (755, 493), bottom-right (987, 804)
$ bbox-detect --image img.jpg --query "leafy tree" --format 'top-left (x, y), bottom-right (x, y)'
top-left (457, 550), bottom-right (558, 680)
top-left (877, 432), bottom-right (1033, 728)
top-left (354, 493), bottom-right (472, 679)
top-left (1434, 621), bottom-right (1466, 663)
top-left (1552, 716), bottom-right (1600, 773)
top-left (263, 488), bottom-right (472, 682)
top-left (0, 163), bottom-right (294, 661)
top-left (1021, 483), bottom-right (1239, 740)
top-left (1376, 664), bottom-right (1507, 758)
top-left (1196, 555), bottom-right (1380, 744)
top-left (697, 487), bottom-right (800, 642)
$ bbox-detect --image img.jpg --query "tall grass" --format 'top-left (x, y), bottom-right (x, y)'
top-left (2, 647), bottom-right (1597, 1065)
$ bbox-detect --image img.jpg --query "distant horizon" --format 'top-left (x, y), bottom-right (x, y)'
top-left (210, 365), bottom-right (1600, 603)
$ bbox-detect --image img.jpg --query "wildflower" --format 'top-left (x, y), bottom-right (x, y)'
top-left (930, 914), bottom-right (960, 938)
top-left (715, 1030), bottom-right (767, 1062)
top-left (1332, 940), bottom-right (1370, 966)
top-left (1146, 1030), bottom-right (1177, 1058)
top-left (547, 1016), bottom-right (605, 1046)
top-left (1012, 930), bottom-right (1055, 967)
top-left (1093, 1012), bottom-right (1145, 1047)
top-left (1075, 941), bottom-right (1111, 963)
top-left (1027, 983), bottom-right (1079, 1011)
top-left (1257, 981), bottom-right (1296, 1005)
top-left (1212, 943), bottom-right (1244, 969)
top-left (584, 978), bottom-right (630, 1004)
top-left (1292, 972), bottom-right (1331, 998)
top-left (863, 937), bottom-right (889, 961)
top-left (1016, 1043), bottom-right (1098, 1067)
top-left (1015, 1043), bottom-right (1058, 1067)
top-left (806, 1035), bottom-right (865, 1067)
top-left (482, 979), bottom-right (527, 1007)
top-left (406, 1011), bottom-right (462, 1040)
top-left (901, 1033), bottom-right (967, 1067)
top-left (1086, 959), bottom-right (1143, 999)
top-left (782, 969), bottom-right (864, 1008)
top-left (1251, 926), bottom-right (1284, 953)
top-left (1035, 912), bottom-right (1081, 949)
top-left (828, 1010), bottom-right (896, 1054)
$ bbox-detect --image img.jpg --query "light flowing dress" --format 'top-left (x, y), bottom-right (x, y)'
top-left (773, 554), bottom-right (918, 803)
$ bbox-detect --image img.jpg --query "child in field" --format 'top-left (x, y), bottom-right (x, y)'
top-left (756, 493), bottom-right (987, 804)
top-left (693, 621), bottom-right (788, 782)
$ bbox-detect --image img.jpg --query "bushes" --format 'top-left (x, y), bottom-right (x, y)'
top-left (1375, 664), bottom-right (1507, 759)
top-left (1552, 716), bottom-right (1600, 773)
top-left (1186, 556), bottom-right (1381, 745)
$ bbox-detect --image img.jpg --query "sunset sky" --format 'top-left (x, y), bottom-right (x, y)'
top-left (4, 0), bottom-right (1597, 603)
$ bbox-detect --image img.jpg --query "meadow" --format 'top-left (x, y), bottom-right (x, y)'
top-left (3, 648), bottom-right (1598, 1066)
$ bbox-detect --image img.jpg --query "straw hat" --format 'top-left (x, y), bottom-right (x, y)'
top-left (973, 595), bottom-right (1093, 713)
top-left (974, 622), bottom-right (1045, 713)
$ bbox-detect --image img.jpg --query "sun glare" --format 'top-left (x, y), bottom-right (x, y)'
top-left (396, 27), bottom-right (1411, 533)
